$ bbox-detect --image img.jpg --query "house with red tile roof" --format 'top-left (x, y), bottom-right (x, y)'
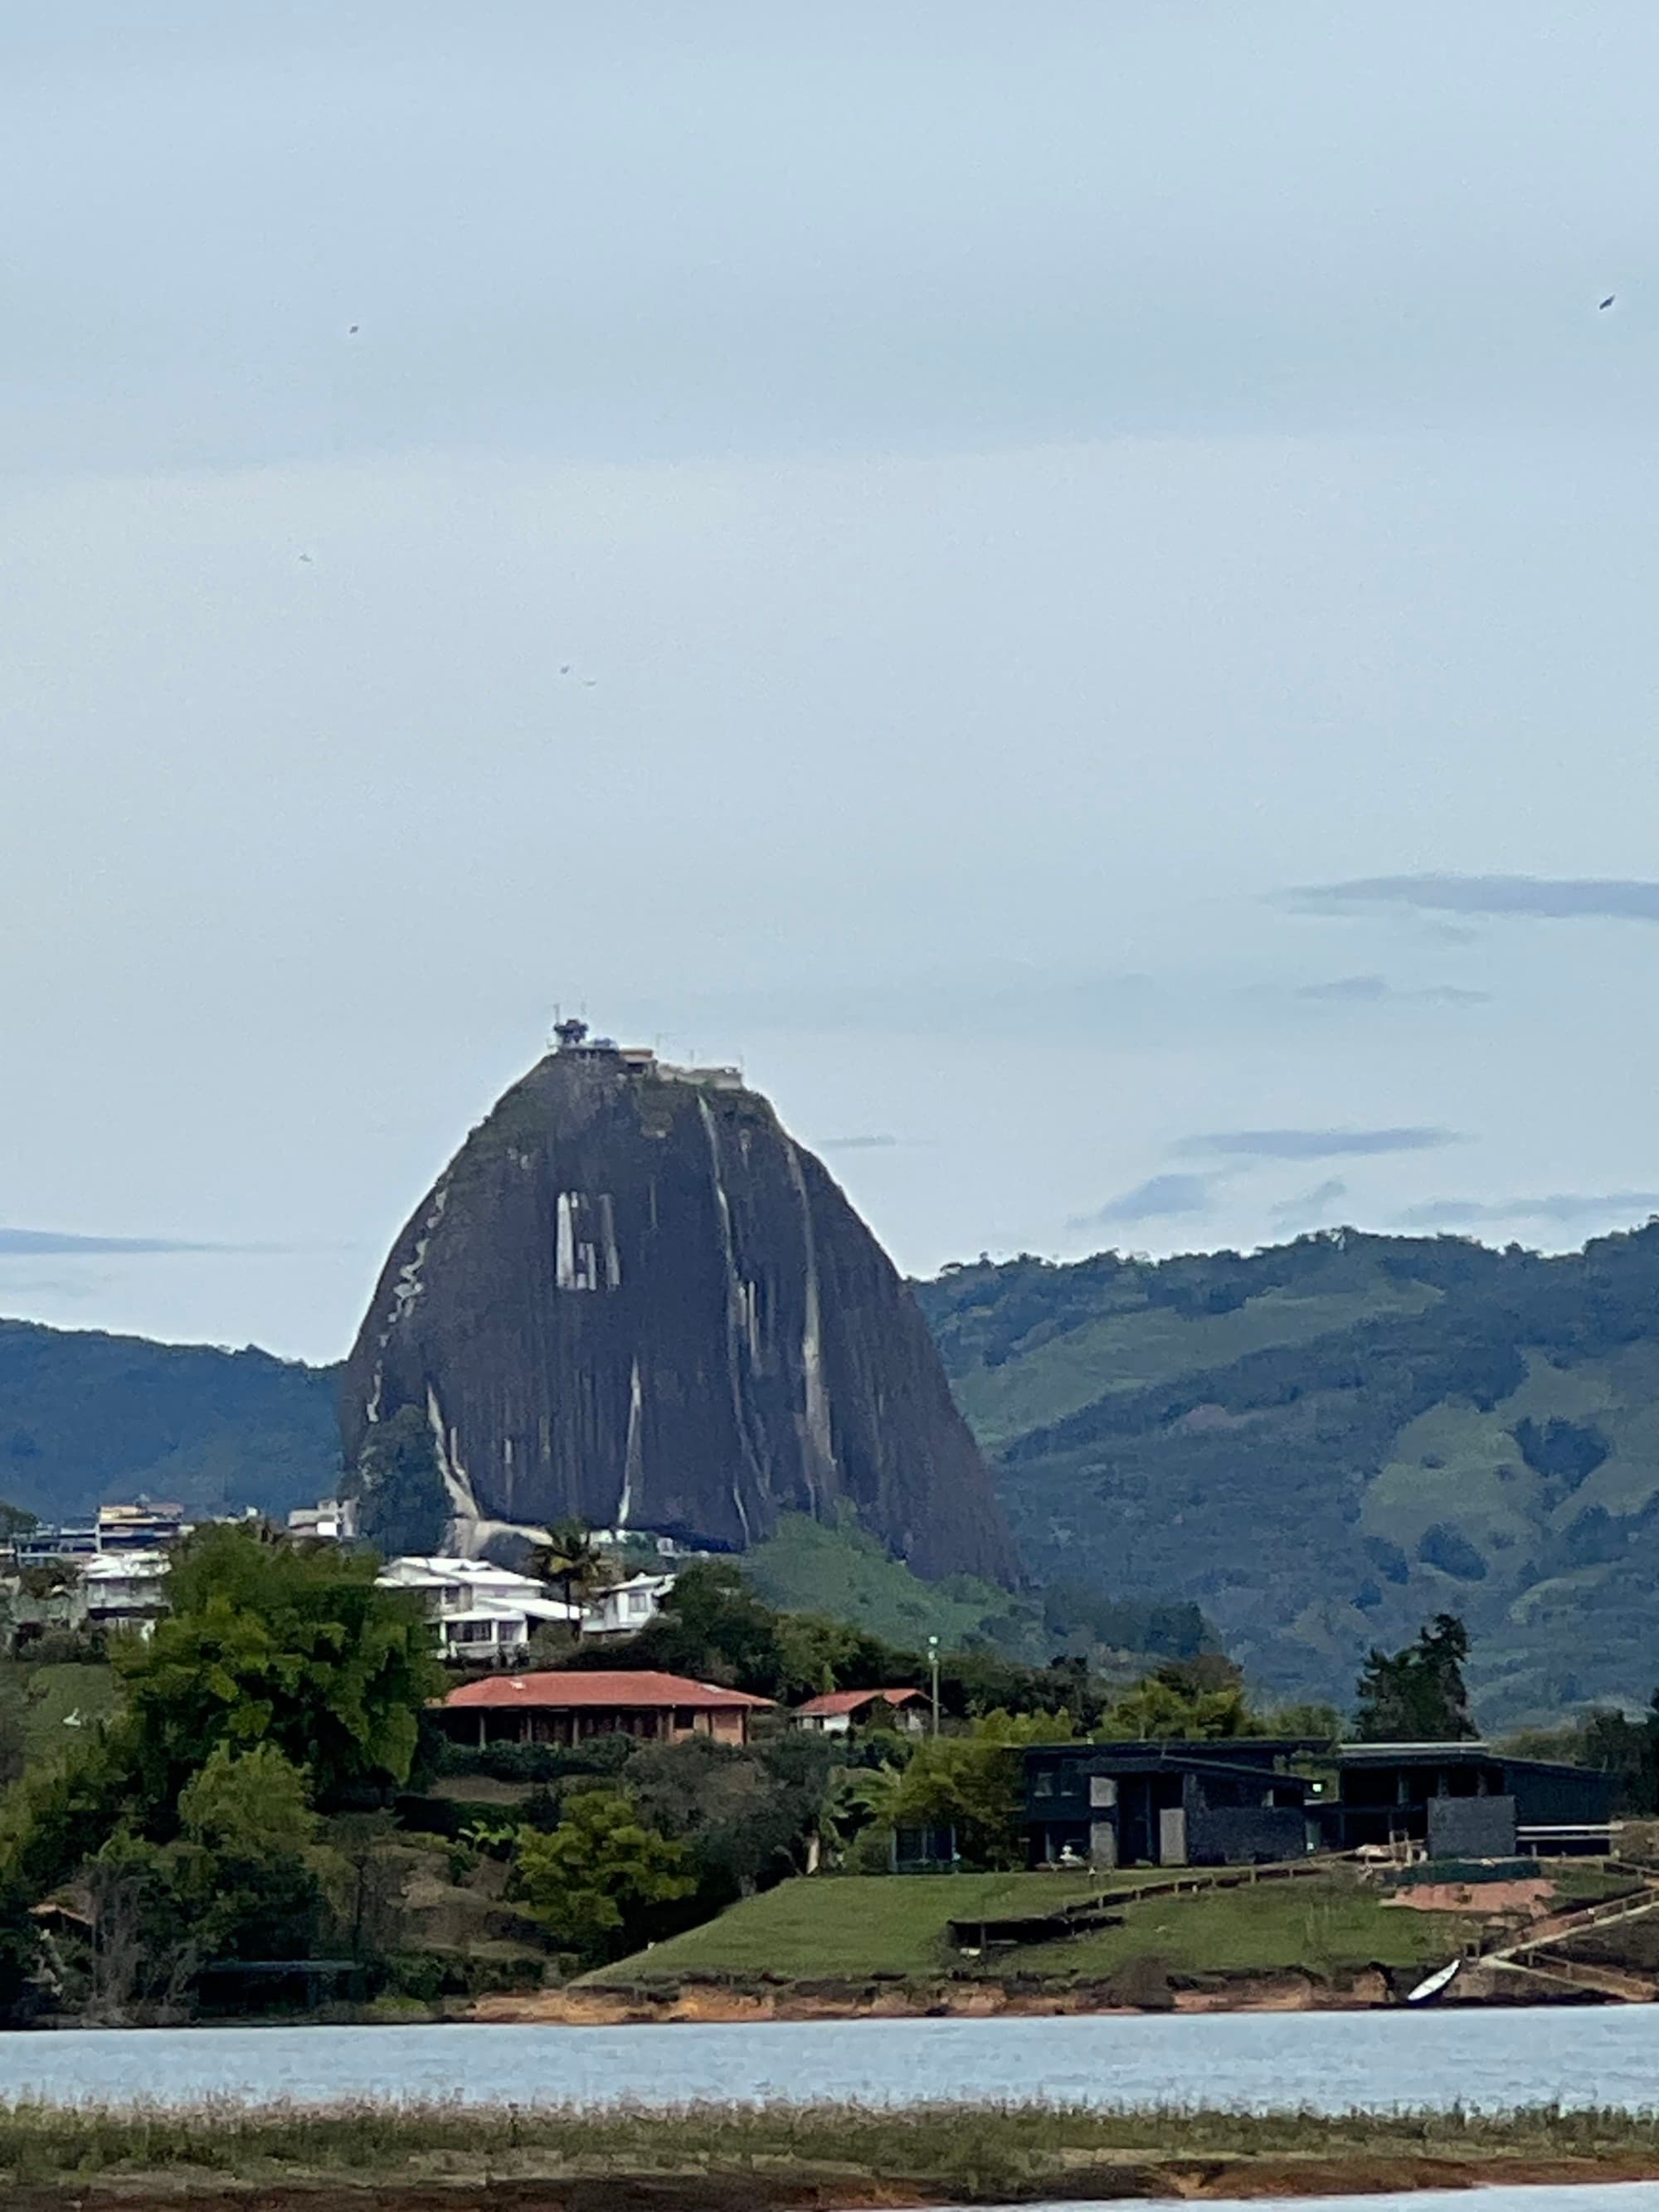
top-left (439, 1669), bottom-right (774, 1748)
top-left (792, 1686), bottom-right (928, 1736)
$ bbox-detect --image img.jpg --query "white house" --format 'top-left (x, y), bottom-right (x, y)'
top-left (78, 1551), bottom-right (171, 1636)
top-left (581, 1571), bottom-right (675, 1640)
top-left (287, 1498), bottom-right (357, 1541)
top-left (376, 1556), bottom-right (580, 1660)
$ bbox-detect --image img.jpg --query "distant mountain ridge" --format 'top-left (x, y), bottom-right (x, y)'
top-left (0, 1317), bottom-right (339, 1524)
top-left (10, 1217), bottom-right (1659, 1728)
top-left (916, 1223), bottom-right (1659, 1727)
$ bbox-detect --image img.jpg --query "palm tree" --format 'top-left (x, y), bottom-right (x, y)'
top-left (532, 1519), bottom-right (608, 1617)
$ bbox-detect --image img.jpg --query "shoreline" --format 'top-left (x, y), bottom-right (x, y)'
top-left (6, 2099), bottom-right (1659, 2205)
top-left (469, 1963), bottom-right (1573, 2024)
top-left (7, 2151), bottom-right (1659, 2206)
top-left (14, 1963), bottom-right (1587, 2033)
top-left (8, 2159), bottom-right (1659, 2209)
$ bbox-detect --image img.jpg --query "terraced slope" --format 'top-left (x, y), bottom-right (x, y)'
top-left (917, 1225), bottom-right (1659, 1726)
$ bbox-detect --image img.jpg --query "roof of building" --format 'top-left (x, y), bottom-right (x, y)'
top-left (1028, 1738), bottom-right (1323, 1764)
top-left (81, 1552), bottom-right (171, 1582)
top-left (379, 1556), bottom-right (548, 1590)
top-left (795, 1687), bottom-right (924, 1718)
top-left (1333, 1741), bottom-right (1608, 1782)
top-left (441, 1670), bottom-right (775, 1712)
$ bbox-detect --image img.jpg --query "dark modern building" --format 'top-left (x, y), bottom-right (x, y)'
top-left (1024, 1740), bottom-right (1319, 1869)
top-left (1321, 1743), bottom-right (1617, 1858)
top-left (1024, 1737), bottom-right (1620, 1871)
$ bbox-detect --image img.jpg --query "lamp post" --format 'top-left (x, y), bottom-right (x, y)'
top-left (927, 1634), bottom-right (940, 1738)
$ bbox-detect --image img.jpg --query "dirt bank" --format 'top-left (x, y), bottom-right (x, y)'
top-left (469, 1966), bottom-right (1400, 2024)
top-left (13, 2152), bottom-right (1659, 2209)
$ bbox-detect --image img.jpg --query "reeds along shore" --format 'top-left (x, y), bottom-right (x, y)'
top-left (7, 2098), bottom-right (1659, 2202)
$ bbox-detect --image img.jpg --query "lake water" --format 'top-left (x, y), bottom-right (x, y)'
top-left (3, 2007), bottom-right (1659, 2111)
top-left (1046, 2196), bottom-right (1659, 2212)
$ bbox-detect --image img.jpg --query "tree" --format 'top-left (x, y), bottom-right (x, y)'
top-left (1266, 1699), bottom-right (1345, 1742)
top-left (602, 1560), bottom-right (789, 1690)
top-left (319, 1811), bottom-right (405, 1963)
top-left (512, 1787), bottom-right (695, 1965)
top-left (1354, 1613), bottom-right (1475, 1742)
top-left (114, 1522), bottom-right (444, 1814)
top-left (625, 1732), bottom-right (837, 1905)
top-left (345, 1405), bottom-right (450, 1556)
top-left (0, 1670), bottom-right (27, 1790)
top-left (533, 1520), bottom-right (610, 1614)
top-left (892, 1710), bottom-right (1075, 1870)
top-left (0, 1733), bottom-right (134, 1900)
top-left (85, 1835), bottom-right (199, 2019)
top-left (80, 1745), bottom-right (328, 2014)
top-left (1100, 1658), bottom-right (1261, 1742)
top-left (174, 1742), bottom-right (327, 1962)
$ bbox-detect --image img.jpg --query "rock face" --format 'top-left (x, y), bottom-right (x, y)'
top-left (341, 1039), bottom-right (1016, 1584)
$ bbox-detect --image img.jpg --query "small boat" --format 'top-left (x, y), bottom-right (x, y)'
top-left (1404, 1957), bottom-right (1462, 2005)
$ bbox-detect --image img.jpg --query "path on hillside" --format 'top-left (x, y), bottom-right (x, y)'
top-left (1470, 1872), bottom-right (1659, 2003)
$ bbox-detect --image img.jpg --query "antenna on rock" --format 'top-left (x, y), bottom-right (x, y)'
top-left (553, 1016), bottom-right (590, 1051)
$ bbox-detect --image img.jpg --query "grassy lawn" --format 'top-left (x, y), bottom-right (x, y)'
top-left (591, 1867), bottom-right (1491, 1987)
top-left (586, 1870), bottom-right (1110, 1982)
top-left (1549, 1862), bottom-right (1641, 1905)
top-left (1010, 1873), bottom-right (1479, 1980)
top-left (4, 1660), bottom-right (120, 1767)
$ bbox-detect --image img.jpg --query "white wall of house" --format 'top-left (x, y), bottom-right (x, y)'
top-left (377, 1555), bottom-right (580, 1657)
top-left (582, 1572), bottom-right (674, 1638)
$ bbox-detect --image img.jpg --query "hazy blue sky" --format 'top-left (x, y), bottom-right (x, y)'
top-left (7, 2), bottom-right (1659, 1361)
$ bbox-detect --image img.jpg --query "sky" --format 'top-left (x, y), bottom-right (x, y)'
top-left (7, 2), bottom-right (1659, 1363)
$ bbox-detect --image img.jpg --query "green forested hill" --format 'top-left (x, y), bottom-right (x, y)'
top-left (0, 1319), bottom-right (340, 1524)
top-left (914, 1225), bottom-right (1659, 1728)
top-left (10, 1218), bottom-right (1659, 1728)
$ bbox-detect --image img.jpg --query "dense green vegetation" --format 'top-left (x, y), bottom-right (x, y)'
top-left (563, 1557), bottom-right (1223, 1732)
top-left (741, 1514), bottom-right (1028, 1653)
top-left (0, 1525), bottom-right (450, 2019)
top-left (0, 1534), bottom-right (1280, 2017)
top-left (742, 1513), bottom-right (1209, 1673)
top-left (0, 1317), bottom-right (338, 1523)
top-left (343, 1403), bottom-right (448, 1556)
top-left (14, 1215), bottom-right (1659, 1731)
top-left (917, 1222), bottom-right (1659, 1723)
top-left (1355, 1613), bottom-right (1476, 1741)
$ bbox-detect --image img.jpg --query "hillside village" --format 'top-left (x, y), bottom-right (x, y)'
top-left (0, 1481), bottom-right (1654, 2025)
top-left (5, 1057), bottom-right (1659, 2024)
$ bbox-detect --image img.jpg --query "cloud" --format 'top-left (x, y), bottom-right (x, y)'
top-left (815, 1135), bottom-right (900, 1152)
top-left (1297, 975), bottom-right (1389, 1002)
top-left (1175, 1127), bottom-right (1460, 1162)
top-left (1071, 1173), bottom-right (1221, 1230)
top-left (1295, 975), bottom-right (1488, 1007)
top-left (1287, 875), bottom-right (1659, 924)
top-left (1397, 1192), bottom-right (1659, 1230)
top-left (0, 1227), bottom-right (219, 1257)
top-left (1270, 1178), bottom-right (1349, 1225)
